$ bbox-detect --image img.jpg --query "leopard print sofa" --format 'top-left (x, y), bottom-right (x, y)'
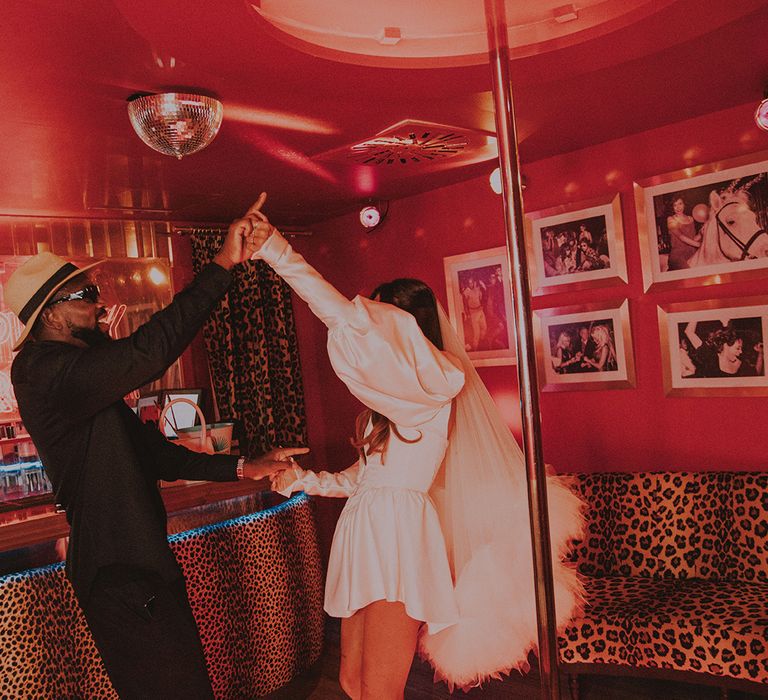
top-left (561, 472), bottom-right (768, 692)
top-left (0, 492), bottom-right (324, 699)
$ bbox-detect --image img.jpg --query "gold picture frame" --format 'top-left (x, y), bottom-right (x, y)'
top-left (533, 299), bottom-right (636, 392)
top-left (443, 246), bottom-right (516, 367)
top-left (658, 296), bottom-right (768, 397)
top-left (635, 151), bottom-right (768, 291)
top-left (525, 193), bottom-right (628, 295)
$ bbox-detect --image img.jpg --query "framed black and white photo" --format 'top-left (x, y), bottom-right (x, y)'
top-left (533, 299), bottom-right (635, 392)
top-left (658, 296), bottom-right (767, 396)
top-left (525, 194), bottom-right (627, 295)
top-left (443, 246), bottom-right (516, 366)
top-left (635, 152), bottom-right (768, 291)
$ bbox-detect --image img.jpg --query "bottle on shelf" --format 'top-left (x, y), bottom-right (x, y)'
top-left (0, 421), bottom-right (50, 502)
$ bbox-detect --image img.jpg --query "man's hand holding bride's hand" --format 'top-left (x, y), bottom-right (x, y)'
top-left (214, 192), bottom-right (277, 270)
top-left (240, 446), bottom-right (309, 481)
top-left (269, 467), bottom-right (295, 495)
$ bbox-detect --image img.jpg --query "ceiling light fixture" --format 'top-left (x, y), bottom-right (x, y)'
top-left (378, 27), bottom-right (402, 46)
top-left (489, 167), bottom-right (502, 194)
top-left (489, 167), bottom-right (527, 194)
top-left (360, 205), bottom-right (381, 228)
top-left (359, 202), bottom-right (388, 231)
top-left (553, 4), bottom-right (579, 23)
top-left (755, 86), bottom-right (768, 131)
top-left (127, 92), bottom-right (224, 159)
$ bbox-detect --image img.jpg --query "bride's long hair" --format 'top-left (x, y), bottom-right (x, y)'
top-left (351, 278), bottom-right (443, 461)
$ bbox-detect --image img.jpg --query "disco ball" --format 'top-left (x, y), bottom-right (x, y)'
top-left (127, 92), bottom-right (224, 159)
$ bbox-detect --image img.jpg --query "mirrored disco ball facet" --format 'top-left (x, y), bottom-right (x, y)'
top-left (127, 93), bottom-right (224, 159)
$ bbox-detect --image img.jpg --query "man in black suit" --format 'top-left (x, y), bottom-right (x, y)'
top-left (573, 325), bottom-right (597, 372)
top-left (5, 197), bottom-right (306, 699)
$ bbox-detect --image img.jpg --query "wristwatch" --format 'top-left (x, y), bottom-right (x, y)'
top-left (236, 456), bottom-right (246, 480)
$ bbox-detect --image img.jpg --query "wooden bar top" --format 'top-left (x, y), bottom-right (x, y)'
top-left (0, 478), bottom-right (270, 554)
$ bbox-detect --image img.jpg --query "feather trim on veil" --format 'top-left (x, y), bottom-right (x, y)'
top-left (417, 306), bottom-right (585, 691)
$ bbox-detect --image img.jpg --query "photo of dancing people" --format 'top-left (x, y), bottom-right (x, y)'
top-left (457, 264), bottom-right (509, 353)
top-left (540, 215), bottom-right (610, 279)
top-left (651, 170), bottom-right (768, 274)
top-left (677, 317), bottom-right (764, 379)
top-left (547, 318), bottom-right (619, 375)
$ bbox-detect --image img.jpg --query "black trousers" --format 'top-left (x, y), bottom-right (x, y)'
top-left (82, 566), bottom-right (214, 700)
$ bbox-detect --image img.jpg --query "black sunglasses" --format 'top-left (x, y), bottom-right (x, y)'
top-left (47, 284), bottom-right (101, 307)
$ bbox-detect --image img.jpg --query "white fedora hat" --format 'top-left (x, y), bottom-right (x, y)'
top-left (4, 252), bottom-right (104, 351)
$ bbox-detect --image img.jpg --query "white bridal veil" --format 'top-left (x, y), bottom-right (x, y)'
top-left (418, 305), bottom-right (585, 690)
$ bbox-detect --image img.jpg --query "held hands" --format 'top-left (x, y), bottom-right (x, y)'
top-left (213, 192), bottom-right (279, 270)
top-left (269, 467), bottom-right (297, 495)
top-left (240, 446), bottom-right (309, 481)
top-left (243, 192), bottom-right (278, 260)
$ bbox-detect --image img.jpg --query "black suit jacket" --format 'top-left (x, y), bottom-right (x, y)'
top-left (12, 263), bottom-right (239, 602)
top-left (575, 337), bottom-right (596, 359)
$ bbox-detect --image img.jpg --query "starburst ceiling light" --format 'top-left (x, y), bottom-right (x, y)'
top-left (127, 92), bottom-right (224, 159)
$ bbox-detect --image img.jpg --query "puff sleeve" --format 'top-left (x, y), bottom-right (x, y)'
top-left (254, 232), bottom-right (465, 427)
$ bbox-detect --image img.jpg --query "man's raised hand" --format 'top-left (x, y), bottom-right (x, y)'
top-left (243, 192), bottom-right (278, 260)
top-left (214, 193), bottom-right (274, 270)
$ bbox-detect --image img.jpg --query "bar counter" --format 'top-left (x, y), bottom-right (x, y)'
top-left (0, 478), bottom-right (273, 554)
top-left (0, 487), bottom-right (325, 699)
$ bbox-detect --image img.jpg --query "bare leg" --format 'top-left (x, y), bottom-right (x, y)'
top-left (477, 311), bottom-right (488, 348)
top-left (360, 601), bottom-right (421, 700)
top-left (470, 311), bottom-right (482, 350)
top-left (339, 611), bottom-right (365, 699)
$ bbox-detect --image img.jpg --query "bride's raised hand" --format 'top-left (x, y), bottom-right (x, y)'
top-left (214, 193), bottom-right (273, 268)
top-left (244, 192), bottom-right (279, 259)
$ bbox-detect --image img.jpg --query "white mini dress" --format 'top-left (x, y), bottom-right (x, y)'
top-left (260, 232), bottom-right (465, 632)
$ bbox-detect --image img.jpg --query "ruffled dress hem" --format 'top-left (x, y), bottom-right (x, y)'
top-left (325, 596), bottom-right (457, 635)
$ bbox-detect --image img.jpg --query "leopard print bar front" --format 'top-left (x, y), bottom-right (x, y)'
top-left (0, 493), bottom-right (324, 699)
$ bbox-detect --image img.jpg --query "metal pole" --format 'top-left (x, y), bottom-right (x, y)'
top-left (483, 2), bottom-right (561, 699)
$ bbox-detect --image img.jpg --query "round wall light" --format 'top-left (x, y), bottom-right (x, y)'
top-left (489, 167), bottom-right (502, 194)
top-left (489, 167), bottom-right (528, 194)
top-left (360, 205), bottom-right (382, 229)
top-left (755, 94), bottom-right (768, 132)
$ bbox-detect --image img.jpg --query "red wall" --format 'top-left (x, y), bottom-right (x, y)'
top-left (287, 102), bottom-right (768, 488)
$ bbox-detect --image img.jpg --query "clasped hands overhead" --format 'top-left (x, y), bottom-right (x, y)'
top-left (213, 192), bottom-right (279, 270)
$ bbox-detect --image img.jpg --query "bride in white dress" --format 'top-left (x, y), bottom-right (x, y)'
top-left (246, 196), bottom-right (584, 699)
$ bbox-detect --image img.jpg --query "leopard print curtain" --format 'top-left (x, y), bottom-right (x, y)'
top-left (190, 233), bottom-right (307, 455)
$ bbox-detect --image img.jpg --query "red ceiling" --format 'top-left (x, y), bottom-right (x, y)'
top-left (0, 0), bottom-right (766, 226)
